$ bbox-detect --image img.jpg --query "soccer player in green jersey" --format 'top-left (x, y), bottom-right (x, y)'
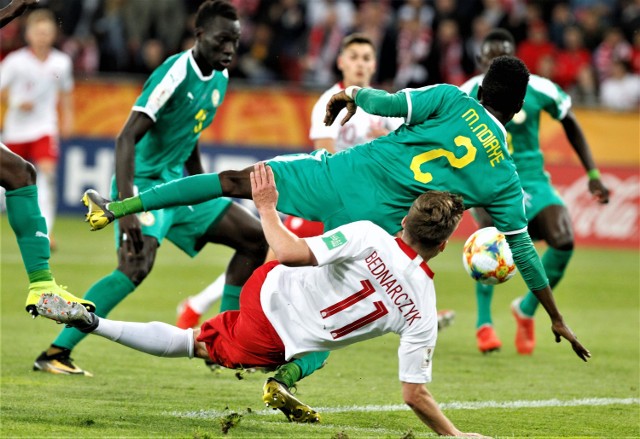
top-left (0, 0), bottom-right (96, 316)
top-left (83, 57), bottom-right (590, 416)
top-left (460, 29), bottom-right (609, 355)
top-left (32, 0), bottom-right (268, 376)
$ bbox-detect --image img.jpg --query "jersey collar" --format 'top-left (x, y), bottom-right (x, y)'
top-left (188, 49), bottom-right (215, 81)
top-left (395, 237), bottom-right (434, 279)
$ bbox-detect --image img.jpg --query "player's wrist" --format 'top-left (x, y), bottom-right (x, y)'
top-left (344, 86), bottom-right (361, 101)
top-left (587, 169), bottom-right (601, 180)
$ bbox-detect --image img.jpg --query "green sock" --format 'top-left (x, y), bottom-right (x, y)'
top-left (219, 284), bottom-right (242, 312)
top-left (5, 185), bottom-right (52, 280)
top-left (519, 247), bottom-right (574, 317)
top-left (476, 283), bottom-right (495, 328)
top-left (292, 351), bottom-right (329, 381)
top-left (108, 196), bottom-right (144, 219)
top-left (273, 362), bottom-right (302, 388)
top-left (52, 270), bottom-right (135, 350)
top-left (139, 174), bottom-right (223, 212)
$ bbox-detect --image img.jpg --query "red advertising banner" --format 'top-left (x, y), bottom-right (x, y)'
top-left (452, 163), bottom-right (640, 249)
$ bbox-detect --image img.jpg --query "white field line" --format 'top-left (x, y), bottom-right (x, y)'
top-left (167, 397), bottom-right (639, 420)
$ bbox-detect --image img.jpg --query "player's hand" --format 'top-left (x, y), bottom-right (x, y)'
top-left (588, 178), bottom-right (609, 204)
top-left (324, 90), bottom-right (358, 127)
top-left (118, 214), bottom-right (144, 254)
top-left (551, 319), bottom-right (591, 362)
top-left (250, 162), bottom-right (278, 213)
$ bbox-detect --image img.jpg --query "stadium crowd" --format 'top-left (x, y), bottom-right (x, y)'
top-left (0, 0), bottom-right (639, 110)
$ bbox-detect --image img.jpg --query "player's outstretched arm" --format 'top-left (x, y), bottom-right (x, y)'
top-left (402, 382), bottom-right (489, 437)
top-left (506, 232), bottom-right (591, 361)
top-left (251, 162), bottom-right (317, 267)
top-left (0, 0), bottom-right (38, 28)
top-left (561, 112), bottom-right (609, 204)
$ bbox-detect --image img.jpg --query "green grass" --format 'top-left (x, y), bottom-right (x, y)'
top-left (1, 216), bottom-right (638, 438)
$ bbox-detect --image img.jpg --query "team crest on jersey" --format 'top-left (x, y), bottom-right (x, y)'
top-left (421, 347), bottom-right (434, 369)
top-left (212, 89), bottom-right (221, 107)
top-left (512, 109), bottom-right (527, 124)
top-left (138, 211), bottom-right (155, 226)
top-left (322, 231), bottom-right (347, 250)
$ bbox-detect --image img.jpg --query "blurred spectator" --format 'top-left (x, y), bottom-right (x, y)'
top-left (553, 26), bottom-right (592, 88)
top-left (267, 0), bottom-right (306, 82)
top-left (600, 59), bottom-right (640, 111)
top-left (93, 0), bottom-right (127, 72)
top-left (466, 16), bottom-right (491, 73)
top-left (593, 27), bottom-right (632, 81)
top-left (631, 31), bottom-right (640, 74)
top-left (123, 0), bottom-right (186, 72)
top-left (577, 6), bottom-right (606, 50)
top-left (394, 0), bottom-right (432, 88)
top-left (303, 0), bottom-right (353, 86)
top-left (517, 20), bottom-right (556, 75)
top-left (352, 1), bottom-right (397, 87)
top-left (425, 18), bottom-right (467, 85)
top-left (549, 3), bottom-right (575, 47)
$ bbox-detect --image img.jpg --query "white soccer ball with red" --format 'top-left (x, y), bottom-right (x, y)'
top-left (462, 227), bottom-right (517, 285)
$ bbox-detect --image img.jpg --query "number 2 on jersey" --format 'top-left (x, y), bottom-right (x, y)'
top-left (410, 135), bottom-right (477, 184)
top-left (320, 279), bottom-right (388, 339)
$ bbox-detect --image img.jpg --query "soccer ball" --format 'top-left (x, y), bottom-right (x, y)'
top-left (462, 227), bottom-right (517, 285)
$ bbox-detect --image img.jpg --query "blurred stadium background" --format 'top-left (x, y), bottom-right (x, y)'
top-left (0, 0), bottom-right (638, 248)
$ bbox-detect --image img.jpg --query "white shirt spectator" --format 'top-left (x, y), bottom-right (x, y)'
top-left (600, 72), bottom-right (640, 111)
top-left (0, 48), bottom-right (73, 143)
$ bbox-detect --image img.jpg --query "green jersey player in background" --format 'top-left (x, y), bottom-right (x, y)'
top-left (33, 0), bottom-right (268, 376)
top-left (459, 29), bottom-right (609, 355)
top-left (83, 57), bottom-right (590, 420)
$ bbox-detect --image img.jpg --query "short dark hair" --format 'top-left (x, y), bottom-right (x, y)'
top-left (340, 33), bottom-right (376, 52)
top-left (404, 191), bottom-right (465, 250)
top-left (481, 56), bottom-right (529, 115)
top-left (195, 0), bottom-right (238, 29)
top-left (483, 28), bottom-right (516, 47)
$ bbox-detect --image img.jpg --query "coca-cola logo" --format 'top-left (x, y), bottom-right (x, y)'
top-left (557, 174), bottom-right (640, 241)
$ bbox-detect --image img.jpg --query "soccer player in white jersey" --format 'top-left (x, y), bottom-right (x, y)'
top-left (1, 8), bottom-right (74, 245)
top-left (36, 163), bottom-right (490, 437)
top-left (175, 33), bottom-right (403, 329)
top-left (0, 0), bottom-right (95, 315)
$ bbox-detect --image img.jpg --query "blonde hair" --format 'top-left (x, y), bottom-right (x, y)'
top-left (26, 9), bottom-right (56, 29)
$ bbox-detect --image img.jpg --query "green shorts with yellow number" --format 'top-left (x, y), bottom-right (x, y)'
top-left (110, 177), bottom-right (232, 257)
top-left (521, 177), bottom-right (565, 221)
top-left (267, 150), bottom-right (352, 231)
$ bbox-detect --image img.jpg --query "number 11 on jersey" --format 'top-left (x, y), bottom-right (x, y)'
top-left (320, 279), bottom-right (388, 339)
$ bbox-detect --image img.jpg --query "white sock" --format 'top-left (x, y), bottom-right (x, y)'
top-left (36, 168), bottom-right (56, 233)
top-left (93, 319), bottom-right (194, 358)
top-left (188, 274), bottom-right (225, 314)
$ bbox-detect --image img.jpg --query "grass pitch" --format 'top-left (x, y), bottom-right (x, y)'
top-left (1, 216), bottom-right (638, 438)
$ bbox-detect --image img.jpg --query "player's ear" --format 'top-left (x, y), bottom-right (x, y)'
top-left (438, 240), bottom-right (448, 253)
top-left (401, 216), bottom-right (407, 229)
top-left (337, 54), bottom-right (345, 73)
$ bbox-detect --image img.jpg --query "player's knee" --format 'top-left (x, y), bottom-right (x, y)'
top-left (117, 256), bottom-right (154, 286)
top-left (4, 158), bottom-right (37, 189)
top-left (547, 232), bottom-right (574, 251)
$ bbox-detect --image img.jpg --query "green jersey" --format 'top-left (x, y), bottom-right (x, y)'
top-left (327, 84), bottom-right (527, 235)
top-left (132, 49), bottom-right (228, 182)
top-left (460, 74), bottom-right (571, 183)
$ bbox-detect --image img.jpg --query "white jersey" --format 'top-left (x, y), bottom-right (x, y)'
top-left (0, 48), bottom-right (73, 143)
top-left (260, 221), bottom-right (438, 383)
top-left (309, 83), bottom-right (404, 152)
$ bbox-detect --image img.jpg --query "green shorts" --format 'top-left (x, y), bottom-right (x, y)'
top-left (267, 150), bottom-right (352, 231)
top-left (111, 177), bottom-right (232, 257)
top-left (521, 178), bottom-right (565, 221)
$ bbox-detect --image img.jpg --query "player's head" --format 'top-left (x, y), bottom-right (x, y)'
top-left (478, 56), bottom-right (529, 121)
top-left (25, 9), bottom-right (57, 52)
top-left (337, 33), bottom-right (377, 88)
top-left (478, 28), bottom-right (516, 71)
top-left (194, 0), bottom-right (241, 71)
top-left (402, 191), bottom-right (465, 257)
